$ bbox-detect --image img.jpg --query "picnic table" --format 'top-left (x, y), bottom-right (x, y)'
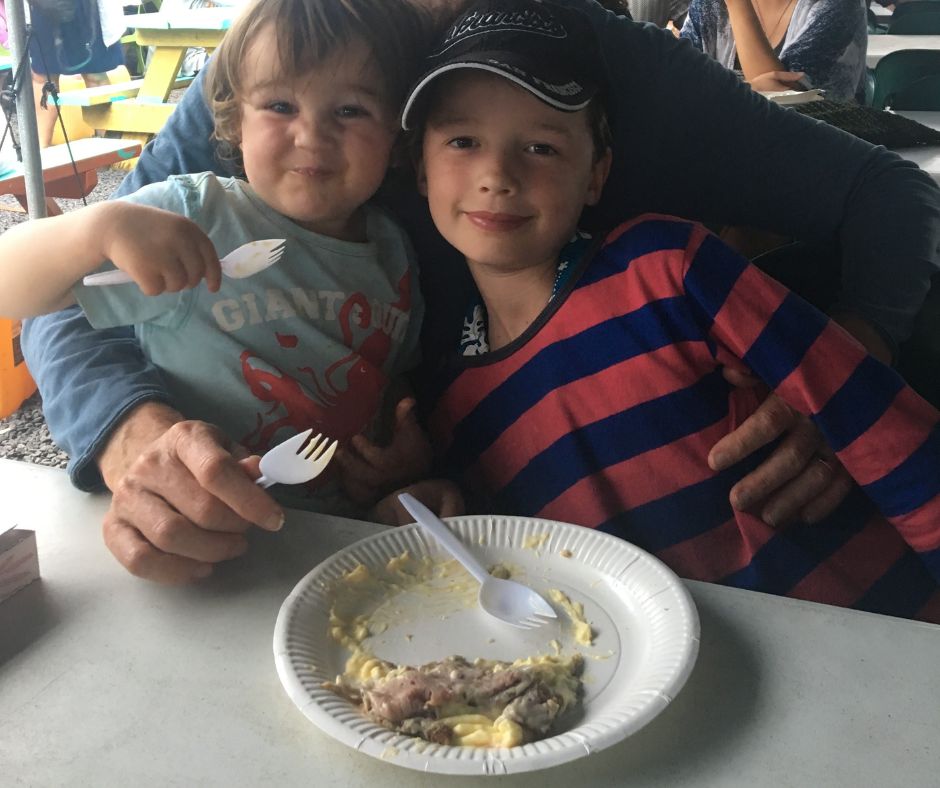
top-left (60, 7), bottom-right (234, 153)
top-left (0, 137), bottom-right (142, 213)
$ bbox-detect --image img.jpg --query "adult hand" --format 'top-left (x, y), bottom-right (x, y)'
top-left (709, 385), bottom-right (853, 525)
top-left (748, 70), bottom-right (807, 92)
top-left (98, 402), bottom-right (284, 584)
top-left (372, 479), bottom-right (465, 526)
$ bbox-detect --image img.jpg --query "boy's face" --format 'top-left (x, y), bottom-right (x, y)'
top-left (238, 27), bottom-right (397, 240)
top-left (419, 72), bottom-right (611, 273)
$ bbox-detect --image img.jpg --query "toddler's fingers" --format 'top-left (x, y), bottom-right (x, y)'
top-left (333, 446), bottom-right (372, 476)
top-left (160, 256), bottom-right (191, 292)
top-left (177, 242), bottom-right (214, 290)
top-left (199, 235), bottom-right (222, 292)
top-left (349, 433), bottom-right (397, 469)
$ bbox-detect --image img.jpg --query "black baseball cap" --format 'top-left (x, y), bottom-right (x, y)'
top-left (401, 0), bottom-right (604, 130)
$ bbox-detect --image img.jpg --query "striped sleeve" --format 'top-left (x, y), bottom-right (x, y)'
top-left (681, 227), bottom-right (940, 575)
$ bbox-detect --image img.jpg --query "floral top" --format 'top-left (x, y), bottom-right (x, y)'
top-left (680, 0), bottom-right (868, 102)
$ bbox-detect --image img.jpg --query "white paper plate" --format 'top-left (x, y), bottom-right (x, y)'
top-left (273, 516), bottom-right (700, 775)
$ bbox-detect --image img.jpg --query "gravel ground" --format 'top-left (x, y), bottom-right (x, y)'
top-left (0, 126), bottom-right (133, 470)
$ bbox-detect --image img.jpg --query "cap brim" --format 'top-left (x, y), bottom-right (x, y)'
top-left (401, 56), bottom-right (595, 130)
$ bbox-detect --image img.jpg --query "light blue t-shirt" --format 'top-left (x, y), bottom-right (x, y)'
top-left (75, 173), bottom-right (423, 509)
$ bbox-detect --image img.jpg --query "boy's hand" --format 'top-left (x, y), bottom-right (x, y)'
top-left (97, 203), bottom-right (222, 295)
top-left (336, 397), bottom-right (433, 506)
top-left (371, 479), bottom-right (465, 526)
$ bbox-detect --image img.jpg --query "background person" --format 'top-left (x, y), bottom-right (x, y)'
top-left (680, 0), bottom-right (868, 99)
top-left (27, 0), bottom-right (126, 147)
top-left (405, 0), bottom-right (940, 621)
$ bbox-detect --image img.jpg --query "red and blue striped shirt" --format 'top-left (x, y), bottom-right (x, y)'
top-left (428, 216), bottom-right (940, 622)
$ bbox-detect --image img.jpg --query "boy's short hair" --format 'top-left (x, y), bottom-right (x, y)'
top-left (402, 0), bottom-right (612, 160)
top-left (205, 0), bottom-right (433, 161)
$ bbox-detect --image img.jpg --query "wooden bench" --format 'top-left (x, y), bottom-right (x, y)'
top-left (55, 74), bottom-right (195, 108)
top-left (55, 80), bottom-right (144, 107)
top-left (0, 137), bottom-right (143, 215)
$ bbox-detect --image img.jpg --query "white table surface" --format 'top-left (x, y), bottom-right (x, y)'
top-left (866, 34), bottom-right (940, 68)
top-left (1, 459), bottom-right (938, 787)
top-left (898, 109), bottom-right (940, 131)
top-left (894, 110), bottom-right (940, 183)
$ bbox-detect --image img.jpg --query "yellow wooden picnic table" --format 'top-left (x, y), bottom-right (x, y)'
top-left (72, 8), bottom-right (233, 153)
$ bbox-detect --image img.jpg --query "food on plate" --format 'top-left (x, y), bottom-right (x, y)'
top-left (325, 652), bottom-right (583, 747)
top-left (322, 552), bottom-right (593, 747)
top-left (547, 589), bottom-right (594, 645)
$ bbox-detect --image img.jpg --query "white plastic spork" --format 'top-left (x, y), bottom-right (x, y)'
top-left (255, 428), bottom-right (338, 489)
top-left (398, 493), bottom-right (558, 630)
top-left (82, 238), bottom-right (286, 287)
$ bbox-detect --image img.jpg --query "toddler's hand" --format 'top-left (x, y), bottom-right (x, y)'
top-left (337, 397), bottom-right (433, 506)
top-left (98, 203), bottom-right (222, 295)
top-left (371, 479), bottom-right (465, 526)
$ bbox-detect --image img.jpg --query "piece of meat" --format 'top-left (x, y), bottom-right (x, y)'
top-left (503, 681), bottom-right (562, 739)
top-left (361, 669), bottom-right (454, 724)
top-left (327, 654), bottom-right (582, 747)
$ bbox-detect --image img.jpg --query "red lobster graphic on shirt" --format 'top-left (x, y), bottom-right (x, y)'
top-left (239, 274), bottom-right (411, 454)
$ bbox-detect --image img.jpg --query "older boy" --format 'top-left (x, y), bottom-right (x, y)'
top-left (408, 0), bottom-right (940, 621)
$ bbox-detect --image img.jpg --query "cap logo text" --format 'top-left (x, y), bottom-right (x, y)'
top-left (434, 8), bottom-right (567, 55)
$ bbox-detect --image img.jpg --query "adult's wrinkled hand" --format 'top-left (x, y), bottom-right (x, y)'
top-left (99, 404), bottom-right (284, 584)
top-left (710, 375), bottom-right (853, 525)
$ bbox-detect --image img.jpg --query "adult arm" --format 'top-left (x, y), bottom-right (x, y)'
top-left (17, 71), bottom-right (285, 585)
top-left (578, 6), bottom-right (939, 354)
top-left (21, 70), bottom-right (228, 491)
top-left (564, 4), bottom-right (940, 520)
top-left (724, 0), bottom-right (786, 82)
top-left (683, 224), bottom-right (940, 574)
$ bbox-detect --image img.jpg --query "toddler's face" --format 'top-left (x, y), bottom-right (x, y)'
top-left (237, 27), bottom-right (398, 240)
top-left (419, 72), bottom-right (610, 273)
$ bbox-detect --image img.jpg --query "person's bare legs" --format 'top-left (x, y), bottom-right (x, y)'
top-left (31, 71), bottom-right (60, 148)
top-left (32, 70), bottom-right (111, 146)
top-left (79, 72), bottom-right (110, 137)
